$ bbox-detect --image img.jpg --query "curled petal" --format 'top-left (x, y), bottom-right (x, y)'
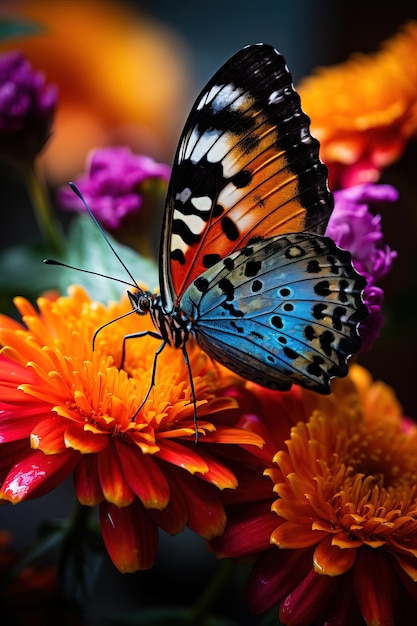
top-left (64, 422), bottom-right (109, 454)
top-left (313, 536), bottom-right (357, 576)
top-left (30, 416), bottom-right (68, 454)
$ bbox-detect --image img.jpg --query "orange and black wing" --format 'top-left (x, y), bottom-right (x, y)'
top-left (160, 43), bottom-right (333, 311)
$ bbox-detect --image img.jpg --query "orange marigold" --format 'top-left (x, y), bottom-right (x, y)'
top-left (298, 21), bottom-right (417, 189)
top-left (212, 366), bottom-right (417, 625)
top-left (0, 286), bottom-right (263, 573)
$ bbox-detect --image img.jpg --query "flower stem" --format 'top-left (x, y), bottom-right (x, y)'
top-left (23, 160), bottom-right (63, 253)
top-left (188, 559), bottom-right (235, 624)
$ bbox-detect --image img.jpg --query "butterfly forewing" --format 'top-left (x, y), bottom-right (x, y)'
top-left (180, 233), bottom-right (367, 392)
top-left (160, 43), bottom-right (333, 311)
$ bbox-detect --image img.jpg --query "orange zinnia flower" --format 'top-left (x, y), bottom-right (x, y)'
top-left (212, 366), bottom-right (417, 625)
top-left (298, 21), bottom-right (417, 189)
top-left (0, 286), bottom-right (263, 573)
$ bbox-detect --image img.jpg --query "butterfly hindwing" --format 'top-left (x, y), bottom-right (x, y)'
top-left (180, 233), bottom-right (367, 392)
top-left (160, 43), bottom-right (333, 312)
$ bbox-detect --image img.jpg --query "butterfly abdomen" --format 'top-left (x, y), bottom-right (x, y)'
top-left (149, 293), bottom-right (193, 350)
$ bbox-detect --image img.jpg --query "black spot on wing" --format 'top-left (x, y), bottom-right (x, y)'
top-left (251, 279), bottom-right (263, 292)
top-left (218, 277), bottom-right (235, 300)
top-left (203, 253), bottom-right (221, 268)
top-left (244, 260), bottom-right (262, 277)
top-left (171, 249), bottom-right (186, 265)
top-left (231, 169), bottom-right (253, 188)
top-left (222, 216), bottom-right (239, 241)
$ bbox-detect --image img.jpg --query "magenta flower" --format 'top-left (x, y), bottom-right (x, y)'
top-left (326, 183), bottom-right (398, 350)
top-left (0, 50), bottom-right (57, 161)
top-left (57, 147), bottom-right (170, 230)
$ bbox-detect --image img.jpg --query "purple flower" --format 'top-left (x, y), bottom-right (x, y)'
top-left (58, 147), bottom-right (170, 230)
top-left (0, 50), bottom-right (57, 161)
top-left (326, 183), bottom-right (398, 351)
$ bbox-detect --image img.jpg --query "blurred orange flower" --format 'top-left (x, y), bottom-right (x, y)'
top-left (298, 21), bottom-right (417, 189)
top-left (0, 0), bottom-right (191, 183)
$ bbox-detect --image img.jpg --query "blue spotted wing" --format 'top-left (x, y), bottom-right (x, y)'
top-left (180, 233), bottom-right (367, 392)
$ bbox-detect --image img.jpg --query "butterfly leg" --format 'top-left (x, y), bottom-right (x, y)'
top-left (120, 329), bottom-right (162, 369)
top-left (130, 338), bottom-right (167, 422)
top-left (181, 344), bottom-right (199, 444)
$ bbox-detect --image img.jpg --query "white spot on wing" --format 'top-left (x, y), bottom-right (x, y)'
top-left (184, 127), bottom-right (200, 161)
top-left (196, 84), bottom-right (223, 111)
top-left (268, 90), bottom-right (283, 105)
top-left (189, 128), bottom-right (223, 164)
top-left (211, 84), bottom-right (244, 112)
top-left (191, 196), bottom-right (212, 212)
top-left (171, 233), bottom-right (187, 254)
top-left (184, 213), bottom-right (206, 235)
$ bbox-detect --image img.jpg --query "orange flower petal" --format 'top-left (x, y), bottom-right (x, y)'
top-left (202, 426), bottom-right (265, 447)
top-left (73, 456), bottom-right (104, 506)
top-left (313, 536), bottom-right (357, 576)
top-left (155, 439), bottom-right (209, 475)
top-left (271, 521), bottom-right (327, 549)
top-left (100, 500), bottom-right (158, 573)
top-left (392, 552), bottom-right (417, 583)
top-left (64, 422), bottom-right (109, 454)
top-left (116, 439), bottom-right (170, 510)
top-left (97, 444), bottom-right (134, 508)
top-left (30, 416), bottom-right (68, 454)
top-left (172, 469), bottom-right (226, 540)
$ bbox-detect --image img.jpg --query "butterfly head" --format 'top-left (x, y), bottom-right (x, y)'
top-left (127, 290), bottom-right (152, 316)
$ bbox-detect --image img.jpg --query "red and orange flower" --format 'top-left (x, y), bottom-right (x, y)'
top-left (0, 286), bottom-right (263, 573)
top-left (212, 366), bottom-right (417, 625)
top-left (298, 21), bottom-right (417, 189)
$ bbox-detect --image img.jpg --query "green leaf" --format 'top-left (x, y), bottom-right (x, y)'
top-left (0, 241), bottom-right (61, 309)
top-left (0, 19), bottom-right (44, 40)
top-left (46, 215), bottom-right (159, 302)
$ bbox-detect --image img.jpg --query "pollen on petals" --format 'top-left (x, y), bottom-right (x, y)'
top-left (0, 286), bottom-right (263, 571)
top-left (213, 364), bottom-right (417, 624)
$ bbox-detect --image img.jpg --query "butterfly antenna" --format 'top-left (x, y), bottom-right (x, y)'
top-left (68, 182), bottom-right (140, 289)
top-left (43, 258), bottom-right (137, 289)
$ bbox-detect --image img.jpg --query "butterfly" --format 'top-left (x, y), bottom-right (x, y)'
top-left (57, 43), bottom-right (367, 433)
top-left (123, 43), bottom-right (368, 411)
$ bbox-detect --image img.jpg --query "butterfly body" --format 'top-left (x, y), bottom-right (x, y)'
top-left (125, 43), bottom-right (367, 406)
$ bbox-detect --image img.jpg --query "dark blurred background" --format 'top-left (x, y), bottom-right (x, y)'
top-left (1, 1), bottom-right (416, 624)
